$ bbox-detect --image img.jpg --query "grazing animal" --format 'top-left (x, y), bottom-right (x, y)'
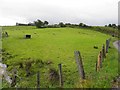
top-left (25, 35), bottom-right (31, 39)
top-left (94, 46), bottom-right (98, 49)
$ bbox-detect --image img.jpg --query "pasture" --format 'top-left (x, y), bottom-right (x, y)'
top-left (2, 26), bottom-right (118, 88)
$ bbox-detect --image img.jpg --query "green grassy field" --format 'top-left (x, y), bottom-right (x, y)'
top-left (2, 26), bottom-right (118, 88)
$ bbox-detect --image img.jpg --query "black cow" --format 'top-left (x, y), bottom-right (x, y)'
top-left (25, 35), bottom-right (31, 39)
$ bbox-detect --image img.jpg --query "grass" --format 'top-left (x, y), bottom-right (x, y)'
top-left (2, 26), bottom-right (118, 88)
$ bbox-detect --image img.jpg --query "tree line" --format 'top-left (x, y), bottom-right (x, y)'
top-left (105, 24), bottom-right (118, 28)
top-left (16, 20), bottom-right (91, 28)
top-left (16, 19), bottom-right (118, 29)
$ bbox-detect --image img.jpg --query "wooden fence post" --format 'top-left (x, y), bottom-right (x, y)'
top-left (97, 54), bottom-right (100, 71)
top-left (106, 38), bottom-right (111, 53)
top-left (100, 51), bottom-right (102, 68)
top-left (37, 71), bottom-right (40, 90)
top-left (106, 39), bottom-right (109, 53)
top-left (96, 60), bottom-right (98, 72)
top-left (74, 51), bottom-right (85, 79)
top-left (102, 44), bottom-right (106, 59)
top-left (108, 38), bottom-right (111, 48)
top-left (58, 64), bottom-right (63, 87)
top-left (97, 51), bottom-right (102, 71)
top-left (11, 68), bottom-right (17, 87)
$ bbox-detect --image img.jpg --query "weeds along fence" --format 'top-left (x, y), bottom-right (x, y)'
top-left (8, 38), bottom-right (111, 88)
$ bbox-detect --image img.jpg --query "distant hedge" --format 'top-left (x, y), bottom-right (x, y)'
top-left (91, 26), bottom-right (119, 38)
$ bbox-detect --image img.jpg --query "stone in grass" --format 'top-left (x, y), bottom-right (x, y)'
top-left (2, 32), bottom-right (9, 37)
top-left (5, 32), bottom-right (9, 37)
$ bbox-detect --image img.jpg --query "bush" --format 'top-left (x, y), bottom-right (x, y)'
top-left (34, 20), bottom-right (44, 28)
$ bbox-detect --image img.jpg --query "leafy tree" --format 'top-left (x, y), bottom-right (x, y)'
top-left (79, 23), bottom-right (84, 27)
top-left (108, 24), bottom-right (112, 27)
top-left (79, 23), bottom-right (88, 27)
top-left (112, 24), bottom-right (116, 28)
top-left (43, 21), bottom-right (49, 26)
top-left (34, 19), bottom-right (44, 28)
top-left (59, 22), bottom-right (66, 27)
top-left (65, 23), bottom-right (71, 25)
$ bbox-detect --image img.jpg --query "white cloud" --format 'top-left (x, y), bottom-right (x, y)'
top-left (0, 0), bottom-right (119, 26)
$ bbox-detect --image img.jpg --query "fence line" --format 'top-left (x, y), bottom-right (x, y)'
top-left (96, 38), bottom-right (111, 72)
top-left (7, 38), bottom-right (111, 88)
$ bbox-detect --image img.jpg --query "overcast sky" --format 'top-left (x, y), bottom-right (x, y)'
top-left (0, 0), bottom-right (119, 26)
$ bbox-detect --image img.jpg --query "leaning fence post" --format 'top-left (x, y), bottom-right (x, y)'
top-left (58, 64), bottom-right (63, 87)
top-left (37, 71), bottom-right (40, 90)
top-left (74, 51), bottom-right (85, 79)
